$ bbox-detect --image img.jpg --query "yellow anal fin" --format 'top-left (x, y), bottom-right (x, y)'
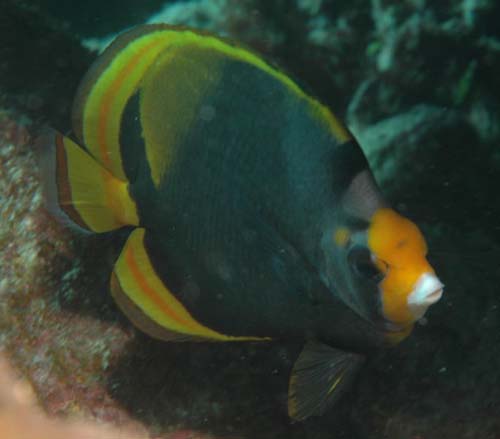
top-left (288, 341), bottom-right (364, 421)
top-left (38, 130), bottom-right (139, 233)
top-left (111, 228), bottom-right (265, 342)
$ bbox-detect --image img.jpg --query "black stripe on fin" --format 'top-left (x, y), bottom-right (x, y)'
top-left (119, 92), bottom-right (144, 183)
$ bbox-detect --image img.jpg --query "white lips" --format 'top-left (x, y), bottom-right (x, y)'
top-left (407, 272), bottom-right (444, 320)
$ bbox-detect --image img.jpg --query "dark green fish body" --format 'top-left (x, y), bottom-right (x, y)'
top-left (121, 50), bottom-right (378, 348)
top-left (40, 24), bottom-right (443, 420)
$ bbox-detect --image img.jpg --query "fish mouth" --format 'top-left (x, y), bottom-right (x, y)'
top-left (424, 288), bottom-right (444, 302)
top-left (407, 272), bottom-right (444, 320)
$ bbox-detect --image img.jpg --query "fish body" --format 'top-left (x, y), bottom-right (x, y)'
top-left (40, 24), bottom-right (443, 420)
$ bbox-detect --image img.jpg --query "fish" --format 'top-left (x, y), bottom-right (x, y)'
top-left (39, 24), bottom-right (444, 421)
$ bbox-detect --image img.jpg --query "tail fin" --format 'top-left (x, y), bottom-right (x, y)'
top-left (37, 130), bottom-right (139, 233)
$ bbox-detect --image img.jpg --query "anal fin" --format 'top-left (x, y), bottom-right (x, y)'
top-left (111, 269), bottom-right (206, 342)
top-left (111, 228), bottom-right (265, 342)
top-left (288, 341), bottom-right (365, 421)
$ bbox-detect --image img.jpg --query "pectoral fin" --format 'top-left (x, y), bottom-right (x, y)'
top-left (288, 341), bottom-right (364, 421)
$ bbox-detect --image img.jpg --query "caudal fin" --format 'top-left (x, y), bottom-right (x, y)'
top-left (37, 130), bottom-right (139, 233)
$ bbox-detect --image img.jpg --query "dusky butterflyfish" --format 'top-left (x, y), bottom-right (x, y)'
top-left (39, 24), bottom-right (444, 421)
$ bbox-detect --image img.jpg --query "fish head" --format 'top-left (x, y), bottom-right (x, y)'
top-left (320, 171), bottom-right (443, 342)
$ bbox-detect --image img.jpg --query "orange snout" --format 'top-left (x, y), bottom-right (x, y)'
top-left (368, 208), bottom-right (443, 329)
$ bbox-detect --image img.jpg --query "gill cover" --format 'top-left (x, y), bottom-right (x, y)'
top-left (321, 166), bottom-right (388, 329)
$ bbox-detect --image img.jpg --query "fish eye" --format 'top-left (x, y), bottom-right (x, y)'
top-left (348, 246), bottom-right (385, 283)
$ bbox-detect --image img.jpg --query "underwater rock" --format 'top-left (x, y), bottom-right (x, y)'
top-left (0, 108), bottom-right (138, 428)
top-left (350, 104), bottom-right (462, 190)
top-left (0, 354), bottom-right (147, 439)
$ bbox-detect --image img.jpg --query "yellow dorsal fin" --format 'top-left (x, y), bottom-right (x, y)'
top-left (71, 24), bottom-right (351, 182)
top-left (72, 26), bottom-right (182, 180)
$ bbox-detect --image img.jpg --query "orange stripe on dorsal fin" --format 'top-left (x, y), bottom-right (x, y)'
top-left (111, 228), bottom-right (268, 342)
top-left (72, 27), bottom-right (181, 180)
